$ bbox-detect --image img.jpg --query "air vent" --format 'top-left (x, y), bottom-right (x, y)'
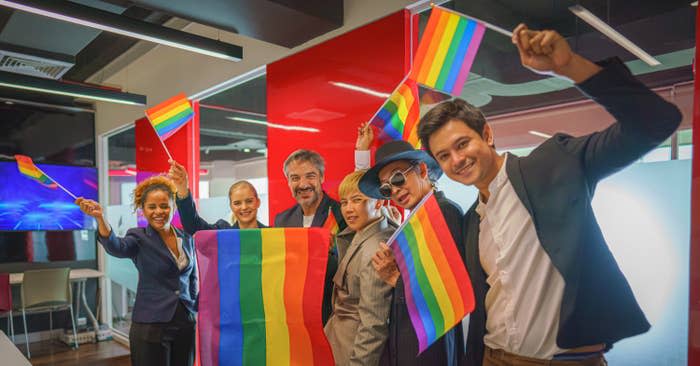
top-left (0, 50), bottom-right (74, 80)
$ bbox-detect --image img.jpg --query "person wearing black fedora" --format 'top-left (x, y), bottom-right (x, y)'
top-left (354, 122), bottom-right (464, 366)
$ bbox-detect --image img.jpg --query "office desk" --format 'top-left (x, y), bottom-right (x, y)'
top-left (0, 330), bottom-right (31, 366)
top-left (10, 269), bottom-right (103, 339)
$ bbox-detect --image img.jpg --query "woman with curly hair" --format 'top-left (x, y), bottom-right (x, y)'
top-left (75, 175), bottom-right (197, 366)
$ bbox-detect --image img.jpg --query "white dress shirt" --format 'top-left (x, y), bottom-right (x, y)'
top-left (478, 154), bottom-right (568, 359)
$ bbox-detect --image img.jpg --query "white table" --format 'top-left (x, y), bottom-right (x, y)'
top-left (0, 330), bottom-right (31, 366)
top-left (10, 269), bottom-right (104, 340)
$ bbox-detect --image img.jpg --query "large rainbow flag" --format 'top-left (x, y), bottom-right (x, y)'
top-left (371, 78), bottom-right (421, 148)
top-left (145, 93), bottom-right (194, 140)
top-left (387, 191), bottom-right (474, 353)
top-left (411, 6), bottom-right (486, 96)
top-left (14, 154), bottom-right (57, 189)
top-left (195, 228), bottom-right (334, 366)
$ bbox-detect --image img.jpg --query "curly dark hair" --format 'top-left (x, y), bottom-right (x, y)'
top-left (132, 175), bottom-right (177, 212)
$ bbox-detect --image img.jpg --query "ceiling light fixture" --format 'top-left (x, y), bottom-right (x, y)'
top-left (569, 5), bottom-right (660, 66)
top-left (227, 116), bottom-right (319, 133)
top-left (528, 130), bottom-right (552, 139)
top-left (0, 70), bottom-right (146, 105)
top-left (0, 0), bottom-right (242, 61)
top-left (330, 81), bottom-right (391, 98)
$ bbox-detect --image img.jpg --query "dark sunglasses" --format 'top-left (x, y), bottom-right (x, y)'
top-left (378, 164), bottom-right (417, 198)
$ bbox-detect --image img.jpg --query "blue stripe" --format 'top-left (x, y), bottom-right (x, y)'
top-left (396, 232), bottom-right (436, 342)
top-left (443, 20), bottom-right (476, 93)
top-left (155, 112), bottom-right (193, 137)
top-left (217, 230), bottom-right (243, 366)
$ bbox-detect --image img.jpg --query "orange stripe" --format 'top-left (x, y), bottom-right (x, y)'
top-left (411, 7), bottom-right (442, 79)
top-left (146, 93), bottom-right (189, 119)
top-left (284, 229), bottom-right (314, 365)
top-left (415, 9), bottom-right (450, 83)
top-left (416, 208), bottom-right (465, 320)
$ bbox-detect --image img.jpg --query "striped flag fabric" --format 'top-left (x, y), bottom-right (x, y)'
top-left (411, 6), bottom-right (486, 96)
top-left (371, 78), bottom-right (421, 148)
top-left (322, 208), bottom-right (339, 236)
top-left (14, 154), bottom-right (57, 189)
top-left (386, 191), bottom-right (474, 353)
top-left (195, 228), bottom-right (335, 366)
top-left (145, 93), bottom-right (194, 140)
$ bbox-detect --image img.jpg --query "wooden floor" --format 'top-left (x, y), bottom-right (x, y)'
top-left (16, 340), bottom-right (130, 366)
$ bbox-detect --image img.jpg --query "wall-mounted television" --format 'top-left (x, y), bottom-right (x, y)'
top-left (0, 161), bottom-right (98, 231)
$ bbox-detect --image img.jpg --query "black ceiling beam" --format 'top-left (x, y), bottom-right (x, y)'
top-left (0, 0), bottom-right (242, 61)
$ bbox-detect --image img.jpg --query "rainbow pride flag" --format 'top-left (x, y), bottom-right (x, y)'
top-left (322, 208), bottom-right (339, 236)
top-left (411, 6), bottom-right (486, 96)
top-left (386, 191), bottom-right (474, 353)
top-left (371, 78), bottom-right (421, 148)
top-left (14, 154), bottom-right (57, 189)
top-left (145, 93), bottom-right (194, 140)
top-left (195, 228), bottom-right (334, 366)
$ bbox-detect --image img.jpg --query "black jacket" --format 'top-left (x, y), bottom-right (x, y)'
top-left (273, 191), bottom-right (346, 324)
top-left (461, 58), bottom-right (682, 365)
top-left (386, 190), bottom-right (464, 366)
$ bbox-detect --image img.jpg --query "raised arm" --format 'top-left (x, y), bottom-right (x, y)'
top-left (75, 197), bottom-right (138, 258)
top-left (169, 159), bottom-right (226, 234)
top-left (513, 24), bottom-right (682, 184)
top-left (355, 122), bottom-right (373, 171)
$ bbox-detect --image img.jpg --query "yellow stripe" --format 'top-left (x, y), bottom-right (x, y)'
top-left (424, 13), bottom-right (460, 87)
top-left (389, 87), bottom-right (410, 122)
top-left (261, 229), bottom-right (291, 365)
top-left (19, 166), bottom-right (43, 179)
top-left (150, 102), bottom-right (191, 125)
top-left (410, 216), bottom-right (455, 330)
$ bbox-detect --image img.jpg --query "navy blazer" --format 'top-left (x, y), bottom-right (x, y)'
top-left (461, 58), bottom-right (682, 365)
top-left (176, 192), bottom-right (267, 235)
top-left (98, 226), bottom-right (198, 323)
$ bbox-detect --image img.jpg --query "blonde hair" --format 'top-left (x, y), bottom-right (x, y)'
top-left (132, 175), bottom-right (177, 212)
top-left (338, 170), bottom-right (367, 199)
top-left (228, 180), bottom-right (259, 224)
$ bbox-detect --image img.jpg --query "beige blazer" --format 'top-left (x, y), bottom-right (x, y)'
top-left (324, 215), bottom-right (396, 366)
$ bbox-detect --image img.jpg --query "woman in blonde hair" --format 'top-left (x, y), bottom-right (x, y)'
top-left (168, 160), bottom-right (267, 233)
top-left (75, 175), bottom-right (197, 366)
top-left (324, 169), bottom-right (395, 366)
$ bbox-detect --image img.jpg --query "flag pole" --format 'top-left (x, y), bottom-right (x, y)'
top-left (384, 190), bottom-right (434, 247)
top-left (434, 5), bottom-right (513, 37)
top-left (36, 168), bottom-right (77, 200)
top-left (148, 122), bottom-right (174, 161)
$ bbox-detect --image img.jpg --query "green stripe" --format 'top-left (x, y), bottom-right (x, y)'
top-left (435, 18), bottom-right (467, 90)
top-left (384, 100), bottom-right (405, 134)
top-left (404, 223), bottom-right (445, 336)
top-left (154, 108), bottom-right (193, 132)
top-left (239, 230), bottom-right (266, 365)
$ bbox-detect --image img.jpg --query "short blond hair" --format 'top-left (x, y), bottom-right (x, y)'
top-left (338, 170), bottom-right (367, 199)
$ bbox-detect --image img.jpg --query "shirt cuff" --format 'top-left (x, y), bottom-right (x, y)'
top-left (355, 150), bottom-right (371, 170)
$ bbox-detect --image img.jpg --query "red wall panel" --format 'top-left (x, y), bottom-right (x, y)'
top-left (266, 10), bottom-right (412, 220)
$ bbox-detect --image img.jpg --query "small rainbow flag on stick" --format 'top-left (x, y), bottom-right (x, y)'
top-left (322, 208), bottom-right (339, 236)
top-left (195, 228), bottom-right (335, 366)
top-left (145, 93), bottom-right (194, 159)
top-left (370, 78), bottom-right (421, 148)
top-left (386, 191), bottom-right (474, 353)
top-left (14, 154), bottom-right (76, 199)
top-left (411, 6), bottom-right (486, 96)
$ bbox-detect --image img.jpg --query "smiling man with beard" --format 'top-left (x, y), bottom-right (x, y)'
top-left (274, 149), bottom-right (346, 324)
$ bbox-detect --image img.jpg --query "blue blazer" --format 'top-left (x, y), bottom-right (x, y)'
top-left (98, 226), bottom-right (198, 323)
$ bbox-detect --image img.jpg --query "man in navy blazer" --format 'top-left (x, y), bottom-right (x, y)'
top-left (274, 149), bottom-right (346, 325)
top-left (418, 24), bottom-right (682, 366)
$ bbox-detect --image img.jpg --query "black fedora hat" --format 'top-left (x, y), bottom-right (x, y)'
top-left (359, 140), bottom-right (442, 199)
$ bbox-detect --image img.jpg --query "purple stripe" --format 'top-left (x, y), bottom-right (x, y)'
top-left (392, 234), bottom-right (429, 352)
top-left (451, 22), bottom-right (486, 95)
top-left (194, 230), bottom-right (220, 366)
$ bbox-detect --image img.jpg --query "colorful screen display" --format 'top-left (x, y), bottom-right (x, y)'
top-left (0, 162), bottom-right (98, 231)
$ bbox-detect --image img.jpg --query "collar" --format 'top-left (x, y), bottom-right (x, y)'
top-left (476, 154), bottom-right (508, 218)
